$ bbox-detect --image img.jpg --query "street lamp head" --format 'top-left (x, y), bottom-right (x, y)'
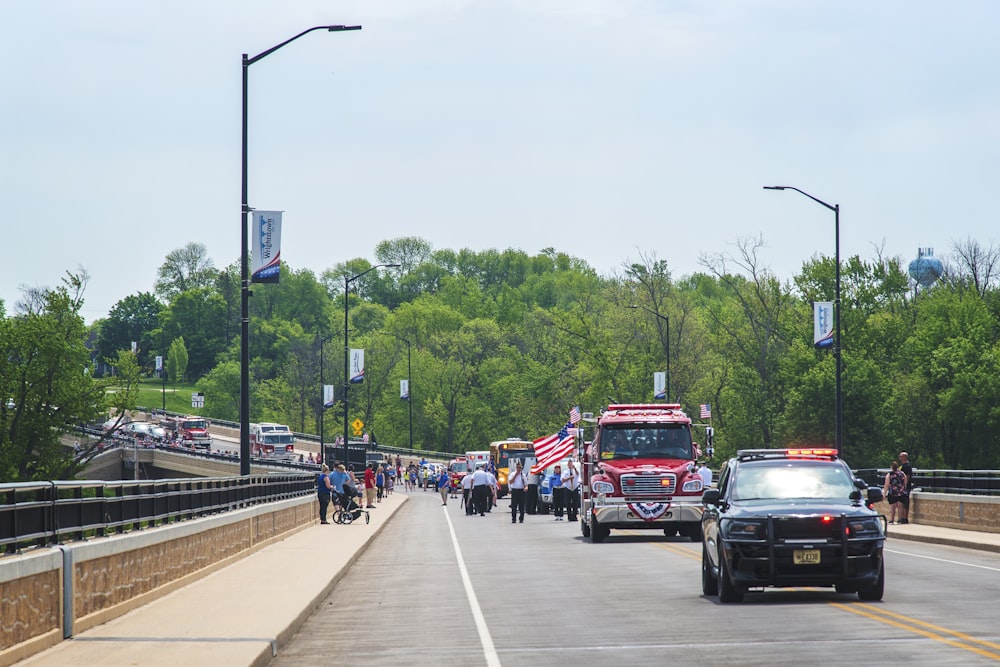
top-left (327, 25), bottom-right (362, 32)
top-left (762, 186), bottom-right (787, 190)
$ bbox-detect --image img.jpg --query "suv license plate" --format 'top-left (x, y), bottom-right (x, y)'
top-left (793, 549), bottom-right (821, 565)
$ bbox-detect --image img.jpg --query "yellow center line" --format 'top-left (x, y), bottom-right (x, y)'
top-left (620, 529), bottom-right (702, 562)
top-left (830, 602), bottom-right (1000, 662)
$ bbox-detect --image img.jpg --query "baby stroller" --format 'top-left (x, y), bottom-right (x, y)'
top-left (333, 490), bottom-right (370, 525)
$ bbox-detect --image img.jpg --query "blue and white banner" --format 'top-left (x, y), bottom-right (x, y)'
top-left (323, 384), bottom-right (335, 409)
top-left (813, 301), bottom-right (834, 349)
top-left (400, 379), bottom-right (409, 400)
top-left (251, 210), bottom-right (282, 283)
top-left (155, 355), bottom-right (163, 372)
top-left (653, 372), bottom-right (666, 400)
top-left (350, 349), bottom-right (365, 384)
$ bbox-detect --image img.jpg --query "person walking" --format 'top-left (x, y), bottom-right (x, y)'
top-left (697, 461), bottom-right (713, 488)
top-left (883, 460), bottom-right (907, 524)
top-left (329, 463), bottom-right (349, 508)
top-left (549, 464), bottom-right (565, 520)
top-left (472, 464), bottom-right (490, 516)
top-left (437, 467), bottom-right (451, 505)
top-left (316, 464), bottom-right (333, 524)
top-left (898, 452), bottom-right (914, 524)
top-left (508, 460), bottom-right (528, 523)
top-left (561, 459), bottom-right (581, 522)
top-left (363, 463), bottom-right (377, 508)
top-left (462, 466), bottom-right (476, 515)
top-left (376, 465), bottom-right (385, 503)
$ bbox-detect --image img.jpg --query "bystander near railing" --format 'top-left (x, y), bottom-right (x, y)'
top-left (855, 468), bottom-right (1000, 496)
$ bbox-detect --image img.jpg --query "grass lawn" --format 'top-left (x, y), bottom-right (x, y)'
top-left (130, 379), bottom-right (207, 415)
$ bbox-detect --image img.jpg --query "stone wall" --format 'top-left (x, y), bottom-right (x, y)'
top-left (0, 496), bottom-right (315, 667)
top-left (912, 492), bottom-right (1000, 533)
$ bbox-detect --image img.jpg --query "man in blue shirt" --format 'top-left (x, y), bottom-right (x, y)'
top-left (437, 468), bottom-right (451, 506)
top-left (328, 463), bottom-right (350, 507)
top-left (549, 464), bottom-right (565, 520)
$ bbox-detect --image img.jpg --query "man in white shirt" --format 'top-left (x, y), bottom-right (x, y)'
top-left (485, 468), bottom-right (498, 512)
top-left (561, 459), bottom-right (581, 522)
top-left (462, 469), bottom-right (475, 515)
top-left (698, 461), bottom-right (713, 488)
top-left (508, 460), bottom-right (529, 524)
top-left (471, 465), bottom-right (490, 516)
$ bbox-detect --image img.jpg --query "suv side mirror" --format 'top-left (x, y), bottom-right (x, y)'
top-left (866, 486), bottom-right (884, 504)
top-left (702, 488), bottom-right (720, 506)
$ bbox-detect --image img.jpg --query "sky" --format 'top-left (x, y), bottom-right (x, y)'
top-left (3, 1), bottom-right (999, 323)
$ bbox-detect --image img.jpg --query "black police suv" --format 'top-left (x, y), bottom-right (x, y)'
top-left (701, 449), bottom-right (886, 603)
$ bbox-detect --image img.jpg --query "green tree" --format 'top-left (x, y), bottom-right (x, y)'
top-left (154, 242), bottom-right (217, 301)
top-left (167, 337), bottom-right (189, 383)
top-left (159, 287), bottom-right (227, 379)
top-left (0, 273), bottom-right (140, 481)
top-left (95, 292), bottom-right (163, 373)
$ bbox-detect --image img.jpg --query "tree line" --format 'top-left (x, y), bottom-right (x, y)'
top-left (2, 235), bottom-right (999, 482)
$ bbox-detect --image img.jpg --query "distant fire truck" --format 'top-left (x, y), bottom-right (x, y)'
top-left (249, 423), bottom-right (297, 461)
top-left (163, 415), bottom-right (212, 450)
top-left (581, 404), bottom-right (705, 543)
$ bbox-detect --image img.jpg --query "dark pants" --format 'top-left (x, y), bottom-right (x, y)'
top-left (510, 488), bottom-right (526, 523)
top-left (473, 485), bottom-right (488, 515)
top-left (553, 487), bottom-right (565, 517)
top-left (464, 488), bottom-right (473, 514)
top-left (565, 487), bottom-right (580, 522)
top-left (318, 493), bottom-right (331, 522)
top-left (526, 484), bottom-right (538, 514)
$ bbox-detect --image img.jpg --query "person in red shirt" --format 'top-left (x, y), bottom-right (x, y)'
top-left (363, 463), bottom-right (377, 508)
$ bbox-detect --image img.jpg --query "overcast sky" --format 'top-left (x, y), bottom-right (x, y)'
top-left (3, 1), bottom-right (998, 323)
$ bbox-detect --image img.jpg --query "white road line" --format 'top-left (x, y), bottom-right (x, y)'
top-left (886, 547), bottom-right (1000, 573)
top-left (443, 506), bottom-right (501, 667)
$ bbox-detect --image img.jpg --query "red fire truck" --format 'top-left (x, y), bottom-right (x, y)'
top-left (249, 423), bottom-right (296, 461)
top-left (163, 415), bottom-right (212, 450)
top-left (580, 404), bottom-right (705, 543)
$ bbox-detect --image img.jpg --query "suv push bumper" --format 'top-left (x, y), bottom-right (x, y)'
top-left (721, 537), bottom-right (884, 588)
top-left (592, 497), bottom-right (702, 527)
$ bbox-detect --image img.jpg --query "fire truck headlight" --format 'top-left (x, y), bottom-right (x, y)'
top-left (682, 479), bottom-right (704, 493)
top-left (592, 480), bottom-right (615, 495)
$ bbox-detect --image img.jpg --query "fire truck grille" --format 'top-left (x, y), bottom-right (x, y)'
top-left (620, 474), bottom-right (676, 496)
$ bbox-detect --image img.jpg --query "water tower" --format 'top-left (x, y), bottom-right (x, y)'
top-left (908, 247), bottom-right (943, 293)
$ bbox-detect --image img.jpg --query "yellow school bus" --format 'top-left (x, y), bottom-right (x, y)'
top-left (490, 439), bottom-right (533, 498)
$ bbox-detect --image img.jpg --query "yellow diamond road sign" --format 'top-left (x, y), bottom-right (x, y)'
top-left (351, 418), bottom-right (364, 435)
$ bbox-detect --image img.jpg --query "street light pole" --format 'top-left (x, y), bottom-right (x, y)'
top-left (239, 25), bottom-right (361, 476)
top-left (764, 185), bottom-right (842, 456)
top-left (319, 333), bottom-right (336, 465)
top-left (628, 304), bottom-right (670, 401)
top-left (391, 333), bottom-right (414, 451)
top-left (342, 264), bottom-right (400, 466)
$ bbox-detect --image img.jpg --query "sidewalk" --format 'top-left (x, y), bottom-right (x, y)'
top-left (17, 492), bottom-right (409, 667)
top-left (887, 521), bottom-right (1000, 553)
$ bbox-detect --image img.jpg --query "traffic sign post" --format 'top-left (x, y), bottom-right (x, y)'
top-left (192, 392), bottom-right (204, 409)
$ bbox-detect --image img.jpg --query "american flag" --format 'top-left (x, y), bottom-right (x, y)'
top-left (700, 404), bottom-right (711, 419)
top-left (530, 421), bottom-right (575, 474)
top-left (569, 406), bottom-right (581, 424)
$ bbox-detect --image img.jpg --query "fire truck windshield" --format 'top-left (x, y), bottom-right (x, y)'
top-left (599, 426), bottom-right (693, 460)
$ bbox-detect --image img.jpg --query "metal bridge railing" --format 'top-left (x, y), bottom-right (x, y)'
top-left (854, 468), bottom-right (1000, 496)
top-left (0, 474), bottom-right (314, 555)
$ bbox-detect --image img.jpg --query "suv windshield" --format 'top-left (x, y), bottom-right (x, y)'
top-left (733, 462), bottom-right (855, 501)
top-left (599, 426), bottom-right (692, 460)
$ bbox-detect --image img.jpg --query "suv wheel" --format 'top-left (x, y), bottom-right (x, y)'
top-left (702, 544), bottom-right (718, 596)
top-left (717, 547), bottom-right (743, 603)
top-left (581, 518), bottom-right (591, 538)
top-left (857, 560), bottom-right (885, 601)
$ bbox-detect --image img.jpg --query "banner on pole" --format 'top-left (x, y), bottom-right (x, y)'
top-left (350, 349), bottom-right (365, 384)
top-left (251, 210), bottom-right (283, 283)
top-left (323, 384), bottom-right (335, 409)
top-left (653, 372), bottom-right (666, 400)
top-left (813, 301), bottom-right (834, 349)
top-left (400, 379), bottom-right (409, 400)
top-left (155, 355), bottom-right (163, 372)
